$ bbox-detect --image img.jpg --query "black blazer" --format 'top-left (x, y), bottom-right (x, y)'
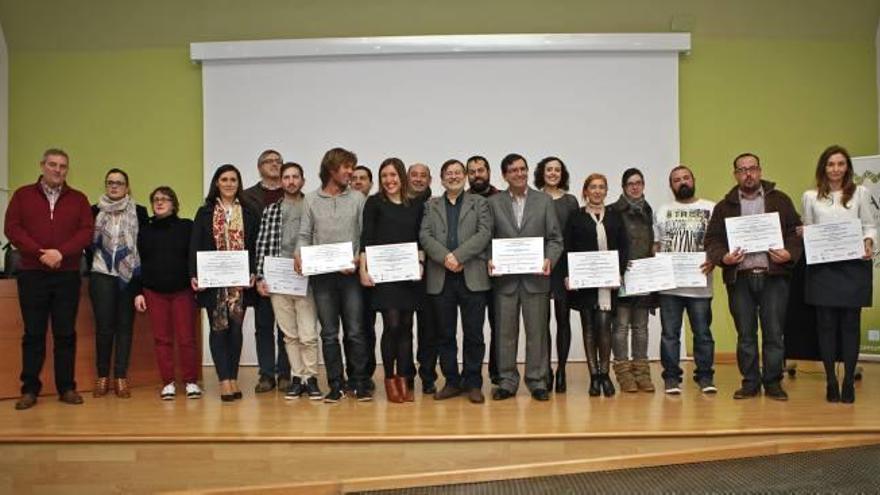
top-left (560, 206), bottom-right (630, 312)
top-left (189, 201), bottom-right (260, 309)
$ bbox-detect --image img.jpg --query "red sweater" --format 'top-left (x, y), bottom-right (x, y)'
top-left (4, 179), bottom-right (94, 271)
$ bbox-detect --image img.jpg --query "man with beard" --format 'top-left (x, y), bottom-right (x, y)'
top-left (653, 165), bottom-right (717, 395)
top-left (704, 153), bottom-right (801, 401)
top-left (242, 149), bottom-right (291, 393)
top-left (465, 155), bottom-right (502, 384)
top-left (408, 162), bottom-right (438, 393)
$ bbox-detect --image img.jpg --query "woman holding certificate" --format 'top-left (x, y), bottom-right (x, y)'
top-left (190, 164), bottom-right (260, 402)
top-left (801, 145), bottom-right (876, 404)
top-left (359, 157), bottom-right (424, 403)
top-left (534, 157), bottom-right (579, 393)
top-left (562, 173), bottom-right (629, 397)
top-left (88, 168), bottom-right (148, 398)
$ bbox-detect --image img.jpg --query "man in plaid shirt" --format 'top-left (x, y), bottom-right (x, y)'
top-left (255, 162), bottom-right (322, 400)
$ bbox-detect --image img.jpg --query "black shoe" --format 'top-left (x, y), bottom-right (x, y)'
top-left (15, 393), bottom-right (37, 410)
top-left (491, 387), bottom-right (515, 401)
top-left (366, 379), bottom-right (376, 392)
top-left (254, 375), bottom-right (276, 393)
top-left (826, 383), bottom-right (840, 403)
top-left (277, 376), bottom-right (292, 393)
top-left (422, 382), bottom-right (437, 395)
top-left (588, 375), bottom-right (601, 397)
top-left (531, 388), bottom-right (550, 401)
top-left (285, 377), bottom-right (304, 400)
top-left (434, 385), bottom-right (462, 400)
top-left (355, 385), bottom-right (373, 402)
top-left (221, 393), bottom-right (235, 402)
top-left (342, 379), bottom-right (354, 394)
top-left (733, 386), bottom-right (760, 399)
top-left (842, 382), bottom-right (855, 404)
top-left (305, 377), bottom-right (323, 400)
top-left (233, 391), bottom-right (243, 400)
top-left (324, 388), bottom-right (345, 403)
top-left (764, 383), bottom-right (788, 401)
top-left (555, 368), bottom-right (567, 394)
top-left (600, 373), bottom-right (616, 397)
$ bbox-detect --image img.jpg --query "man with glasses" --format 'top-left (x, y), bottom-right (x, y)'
top-left (5, 148), bottom-right (94, 409)
top-left (704, 153), bottom-right (802, 401)
top-left (242, 149), bottom-right (291, 393)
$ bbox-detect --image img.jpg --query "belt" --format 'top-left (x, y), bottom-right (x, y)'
top-left (741, 267), bottom-right (768, 275)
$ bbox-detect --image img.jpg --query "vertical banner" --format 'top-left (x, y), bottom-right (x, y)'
top-left (853, 155), bottom-right (880, 357)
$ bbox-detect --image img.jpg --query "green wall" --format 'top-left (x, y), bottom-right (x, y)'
top-left (2, 1), bottom-right (879, 353)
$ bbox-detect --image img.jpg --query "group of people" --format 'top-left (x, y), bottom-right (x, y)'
top-left (5, 144), bottom-right (873, 410)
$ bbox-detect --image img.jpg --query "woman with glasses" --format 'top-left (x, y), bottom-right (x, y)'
top-left (133, 187), bottom-right (202, 400)
top-left (89, 168), bottom-right (149, 398)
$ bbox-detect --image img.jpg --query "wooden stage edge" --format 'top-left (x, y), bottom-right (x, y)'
top-left (184, 434), bottom-right (880, 495)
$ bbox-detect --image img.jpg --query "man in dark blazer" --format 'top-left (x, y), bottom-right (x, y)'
top-left (420, 159), bottom-right (493, 404)
top-left (487, 153), bottom-right (563, 401)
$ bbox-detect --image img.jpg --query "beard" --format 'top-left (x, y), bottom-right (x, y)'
top-left (469, 177), bottom-right (489, 193)
top-left (674, 184), bottom-right (695, 201)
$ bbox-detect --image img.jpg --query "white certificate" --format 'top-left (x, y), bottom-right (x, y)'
top-left (492, 237), bottom-right (544, 275)
top-left (263, 256), bottom-right (309, 296)
top-left (725, 212), bottom-right (784, 253)
top-left (656, 252), bottom-right (708, 288)
top-left (300, 241), bottom-right (355, 275)
top-left (366, 242), bottom-right (421, 283)
top-left (196, 250), bottom-right (250, 289)
top-left (804, 219), bottom-right (864, 265)
top-left (567, 251), bottom-right (620, 289)
top-left (622, 256), bottom-right (676, 295)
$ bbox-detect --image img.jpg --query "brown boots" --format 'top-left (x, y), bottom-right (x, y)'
top-left (384, 377), bottom-right (415, 403)
top-left (632, 360), bottom-right (655, 392)
top-left (613, 361), bottom-right (638, 393)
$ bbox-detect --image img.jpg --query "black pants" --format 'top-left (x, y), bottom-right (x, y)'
top-left (486, 291), bottom-right (499, 381)
top-left (17, 270), bottom-right (81, 395)
top-left (816, 306), bottom-right (861, 386)
top-left (416, 291), bottom-right (439, 387)
top-left (89, 272), bottom-right (135, 378)
top-left (347, 287), bottom-right (377, 383)
top-left (434, 274), bottom-right (487, 389)
top-left (209, 317), bottom-right (243, 381)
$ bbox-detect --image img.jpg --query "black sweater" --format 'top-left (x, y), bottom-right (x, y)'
top-left (133, 214), bottom-right (193, 294)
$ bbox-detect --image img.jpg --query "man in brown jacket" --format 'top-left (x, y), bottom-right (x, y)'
top-left (704, 152), bottom-right (802, 401)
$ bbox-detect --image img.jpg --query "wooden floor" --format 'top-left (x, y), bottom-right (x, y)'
top-left (1, 362), bottom-right (879, 494)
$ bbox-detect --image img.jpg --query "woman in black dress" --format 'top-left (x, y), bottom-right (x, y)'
top-left (534, 156), bottom-right (579, 393)
top-left (190, 164), bottom-right (260, 402)
top-left (562, 173), bottom-right (629, 397)
top-left (359, 157), bottom-right (424, 402)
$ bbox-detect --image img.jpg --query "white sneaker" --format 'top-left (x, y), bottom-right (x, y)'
top-left (185, 382), bottom-right (203, 399)
top-left (160, 383), bottom-right (176, 401)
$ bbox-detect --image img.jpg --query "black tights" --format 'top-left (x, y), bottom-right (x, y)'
top-left (380, 309), bottom-right (415, 378)
top-left (547, 294), bottom-right (572, 372)
top-left (580, 309), bottom-right (612, 376)
top-left (816, 306), bottom-right (861, 386)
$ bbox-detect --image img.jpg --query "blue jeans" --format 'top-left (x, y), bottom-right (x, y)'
top-left (659, 295), bottom-right (714, 383)
top-left (311, 273), bottom-right (368, 390)
top-left (433, 274), bottom-right (487, 390)
top-left (254, 294), bottom-right (290, 380)
top-left (726, 273), bottom-right (788, 389)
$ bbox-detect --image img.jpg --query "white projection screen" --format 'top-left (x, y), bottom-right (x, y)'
top-left (192, 33), bottom-right (691, 366)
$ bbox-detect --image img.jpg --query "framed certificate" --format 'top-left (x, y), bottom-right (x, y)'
top-left (365, 242), bottom-right (421, 283)
top-left (196, 250), bottom-right (250, 289)
top-left (804, 219), bottom-right (864, 265)
top-left (725, 212), bottom-right (784, 253)
top-left (567, 251), bottom-right (619, 289)
top-left (300, 241), bottom-right (356, 276)
top-left (263, 256), bottom-right (309, 296)
top-left (492, 237), bottom-right (544, 275)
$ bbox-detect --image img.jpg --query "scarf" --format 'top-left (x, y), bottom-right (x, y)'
top-left (590, 208), bottom-right (612, 311)
top-left (93, 194), bottom-right (140, 284)
top-left (620, 194), bottom-right (652, 223)
top-left (210, 198), bottom-right (246, 331)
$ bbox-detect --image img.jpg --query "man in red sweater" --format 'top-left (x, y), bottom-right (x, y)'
top-left (5, 148), bottom-right (94, 410)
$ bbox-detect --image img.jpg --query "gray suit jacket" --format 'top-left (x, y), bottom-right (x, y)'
top-left (419, 192), bottom-right (492, 295)
top-left (488, 187), bottom-right (564, 295)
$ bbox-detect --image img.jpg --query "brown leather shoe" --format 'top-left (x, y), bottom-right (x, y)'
top-left (59, 390), bottom-right (84, 405)
top-left (467, 388), bottom-right (485, 404)
top-left (433, 385), bottom-right (462, 400)
top-left (384, 377), bottom-right (404, 403)
top-left (15, 393), bottom-right (37, 410)
top-left (395, 376), bottom-right (415, 402)
top-left (93, 377), bottom-right (110, 398)
top-left (115, 378), bottom-right (131, 399)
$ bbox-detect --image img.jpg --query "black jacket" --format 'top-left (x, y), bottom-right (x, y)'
top-left (133, 214), bottom-right (193, 295)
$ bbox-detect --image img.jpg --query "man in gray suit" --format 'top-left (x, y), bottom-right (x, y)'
top-left (420, 159), bottom-right (493, 404)
top-left (487, 153), bottom-right (563, 401)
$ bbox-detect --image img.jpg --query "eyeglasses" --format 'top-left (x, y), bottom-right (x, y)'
top-left (105, 180), bottom-right (127, 187)
top-left (259, 158), bottom-right (282, 165)
top-left (625, 180), bottom-right (644, 187)
top-left (152, 197), bottom-right (172, 204)
top-left (735, 166), bottom-right (761, 175)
